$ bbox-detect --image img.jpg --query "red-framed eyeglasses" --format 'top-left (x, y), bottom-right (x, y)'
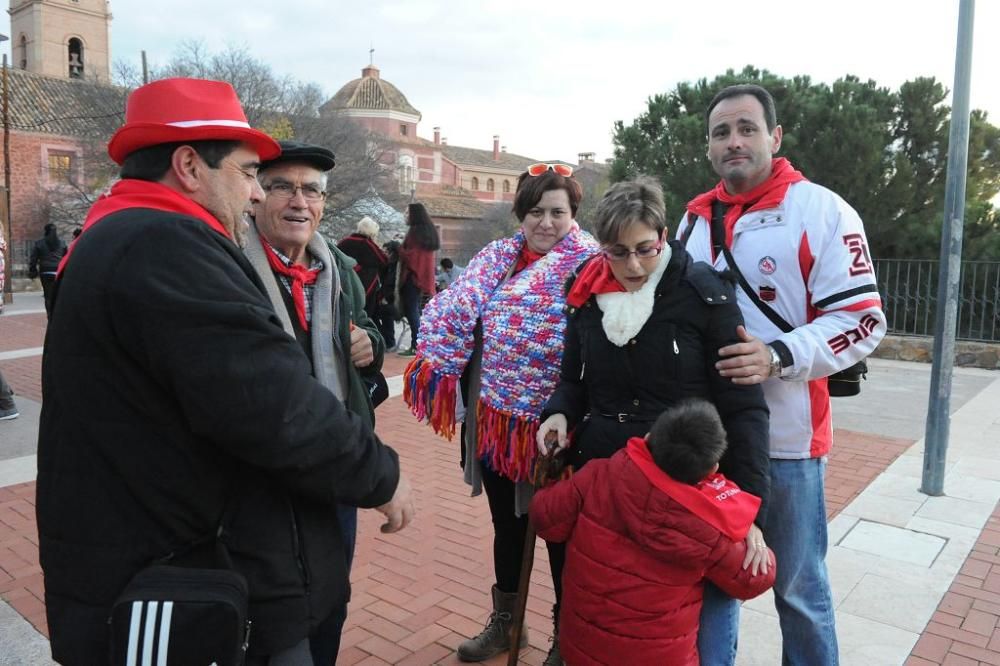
top-left (526, 163), bottom-right (574, 178)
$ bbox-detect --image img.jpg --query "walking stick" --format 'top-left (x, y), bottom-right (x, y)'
top-left (507, 435), bottom-right (569, 666)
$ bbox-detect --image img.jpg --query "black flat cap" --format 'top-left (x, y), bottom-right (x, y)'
top-left (260, 140), bottom-right (336, 172)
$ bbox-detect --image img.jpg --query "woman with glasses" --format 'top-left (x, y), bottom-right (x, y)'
top-left (404, 164), bottom-right (597, 664)
top-left (535, 177), bottom-right (770, 666)
top-left (396, 202), bottom-right (440, 356)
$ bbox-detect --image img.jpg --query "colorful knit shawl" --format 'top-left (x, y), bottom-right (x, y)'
top-left (404, 226), bottom-right (598, 482)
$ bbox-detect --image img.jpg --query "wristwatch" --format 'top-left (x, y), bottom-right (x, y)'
top-left (767, 345), bottom-right (783, 378)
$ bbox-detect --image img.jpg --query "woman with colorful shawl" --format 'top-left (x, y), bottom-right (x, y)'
top-left (404, 164), bottom-right (598, 664)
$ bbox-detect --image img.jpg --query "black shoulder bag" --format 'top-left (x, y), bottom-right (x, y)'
top-left (690, 202), bottom-right (868, 397)
top-left (109, 523), bottom-right (252, 666)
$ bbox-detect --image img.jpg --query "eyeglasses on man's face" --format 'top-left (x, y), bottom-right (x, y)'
top-left (526, 163), bottom-right (574, 178)
top-left (601, 242), bottom-right (664, 263)
top-left (263, 181), bottom-right (327, 202)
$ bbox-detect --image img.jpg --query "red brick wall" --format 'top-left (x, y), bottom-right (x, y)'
top-left (0, 131), bottom-right (83, 246)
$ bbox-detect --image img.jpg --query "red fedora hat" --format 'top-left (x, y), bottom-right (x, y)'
top-left (107, 78), bottom-right (281, 165)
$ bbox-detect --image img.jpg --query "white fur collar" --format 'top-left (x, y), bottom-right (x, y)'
top-left (596, 244), bottom-right (672, 346)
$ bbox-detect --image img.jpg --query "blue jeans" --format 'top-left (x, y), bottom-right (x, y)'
top-left (697, 580), bottom-right (740, 666)
top-left (767, 458), bottom-right (838, 666)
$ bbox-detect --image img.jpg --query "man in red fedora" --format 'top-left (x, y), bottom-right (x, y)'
top-left (35, 77), bottom-right (414, 665)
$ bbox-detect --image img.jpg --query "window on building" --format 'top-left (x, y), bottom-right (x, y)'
top-left (486, 179), bottom-right (495, 192)
top-left (471, 177), bottom-right (479, 191)
top-left (47, 151), bottom-right (76, 183)
top-left (18, 35), bottom-right (27, 70)
top-left (502, 180), bottom-right (510, 193)
top-left (397, 154), bottom-right (414, 194)
top-left (400, 124), bottom-right (408, 136)
top-left (68, 38), bottom-right (84, 79)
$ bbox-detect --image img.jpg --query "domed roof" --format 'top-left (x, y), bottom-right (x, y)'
top-left (320, 65), bottom-right (421, 118)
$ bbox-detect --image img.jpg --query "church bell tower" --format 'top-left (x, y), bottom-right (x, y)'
top-left (8, 0), bottom-right (112, 81)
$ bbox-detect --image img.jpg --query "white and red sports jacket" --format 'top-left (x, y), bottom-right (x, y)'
top-left (678, 181), bottom-right (885, 459)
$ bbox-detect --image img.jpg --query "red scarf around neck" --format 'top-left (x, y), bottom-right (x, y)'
top-left (260, 242), bottom-right (321, 332)
top-left (566, 255), bottom-right (626, 307)
top-left (58, 179), bottom-right (231, 276)
top-left (686, 157), bottom-right (806, 252)
top-left (513, 245), bottom-right (545, 274)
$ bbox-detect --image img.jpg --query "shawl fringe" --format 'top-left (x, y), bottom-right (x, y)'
top-left (476, 402), bottom-right (539, 483)
top-left (404, 357), bottom-right (459, 440)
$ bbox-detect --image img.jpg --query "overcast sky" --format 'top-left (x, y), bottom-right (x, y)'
top-left (17, 0), bottom-right (1000, 164)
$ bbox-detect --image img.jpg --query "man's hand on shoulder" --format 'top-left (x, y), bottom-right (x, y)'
top-left (716, 325), bottom-right (773, 385)
top-left (376, 473), bottom-right (415, 533)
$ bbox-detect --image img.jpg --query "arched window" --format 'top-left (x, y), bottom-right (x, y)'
top-left (68, 37), bottom-right (84, 79)
top-left (18, 35), bottom-right (27, 70)
top-left (471, 177), bottom-right (479, 191)
top-left (486, 179), bottom-right (495, 192)
top-left (502, 180), bottom-right (510, 193)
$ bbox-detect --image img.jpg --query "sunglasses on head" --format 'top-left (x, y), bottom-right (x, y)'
top-left (526, 163), bottom-right (574, 178)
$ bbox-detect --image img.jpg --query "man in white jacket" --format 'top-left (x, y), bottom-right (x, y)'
top-left (678, 83), bottom-right (885, 666)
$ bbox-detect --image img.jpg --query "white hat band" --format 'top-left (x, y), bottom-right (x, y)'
top-left (166, 119), bottom-right (252, 129)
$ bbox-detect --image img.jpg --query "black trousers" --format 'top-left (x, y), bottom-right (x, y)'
top-left (480, 463), bottom-right (565, 604)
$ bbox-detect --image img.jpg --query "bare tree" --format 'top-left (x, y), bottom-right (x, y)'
top-left (153, 42), bottom-right (324, 125)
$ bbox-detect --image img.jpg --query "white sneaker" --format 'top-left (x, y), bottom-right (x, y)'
top-left (0, 407), bottom-right (19, 421)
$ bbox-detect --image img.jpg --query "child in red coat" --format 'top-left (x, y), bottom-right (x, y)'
top-left (530, 400), bottom-right (775, 665)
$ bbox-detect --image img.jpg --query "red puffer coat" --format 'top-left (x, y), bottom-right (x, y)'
top-left (530, 439), bottom-right (775, 666)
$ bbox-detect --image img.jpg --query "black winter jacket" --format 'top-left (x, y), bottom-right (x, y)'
top-left (542, 242), bottom-right (771, 521)
top-left (36, 209), bottom-right (400, 663)
top-left (28, 236), bottom-right (67, 276)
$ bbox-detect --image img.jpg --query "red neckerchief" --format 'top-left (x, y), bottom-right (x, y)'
top-left (625, 437), bottom-right (760, 541)
top-left (57, 179), bottom-right (231, 276)
top-left (566, 255), bottom-right (626, 308)
top-left (513, 245), bottom-right (545, 274)
top-left (260, 242), bottom-right (321, 332)
top-left (686, 157), bottom-right (806, 254)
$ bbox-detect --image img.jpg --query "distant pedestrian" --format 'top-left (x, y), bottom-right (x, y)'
top-left (396, 202), bottom-right (439, 355)
top-left (436, 257), bottom-right (463, 290)
top-left (0, 370), bottom-right (18, 420)
top-left (28, 223), bottom-right (67, 317)
top-left (0, 233), bottom-right (7, 315)
top-left (338, 216), bottom-right (389, 319)
top-left (376, 240), bottom-right (401, 351)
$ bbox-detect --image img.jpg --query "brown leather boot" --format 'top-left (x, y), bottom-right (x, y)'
top-left (456, 585), bottom-right (528, 662)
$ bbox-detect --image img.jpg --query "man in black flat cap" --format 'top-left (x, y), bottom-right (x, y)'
top-left (245, 140), bottom-right (391, 664)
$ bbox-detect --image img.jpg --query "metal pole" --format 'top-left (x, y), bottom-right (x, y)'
top-left (141, 50), bottom-right (148, 84)
top-left (922, 0), bottom-right (976, 496)
top-left (2, 52), bottom-right (12, 306)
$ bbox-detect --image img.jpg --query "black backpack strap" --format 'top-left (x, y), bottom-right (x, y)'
top-left (680, 211), bottom-right (697, 247)
top-left (711, 201), bottom-right (795, 334)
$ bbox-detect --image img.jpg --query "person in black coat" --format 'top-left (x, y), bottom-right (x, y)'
top-left (338, 216), bottom-right (389, 319)
top-left (28, 223), bottom-right (67, 316)
top-left (35, 78), bottom-right (414, 666)
top-left (536, 177), bottom-right (770, 666)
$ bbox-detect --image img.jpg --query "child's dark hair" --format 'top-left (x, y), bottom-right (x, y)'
top-left (647, 400), bottom-right (728, 484)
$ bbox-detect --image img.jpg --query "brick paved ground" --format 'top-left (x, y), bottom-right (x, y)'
top-left (906, 502), bottom-right (1000, 666)
top-left (5, 307), bottom-right (999, 664)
